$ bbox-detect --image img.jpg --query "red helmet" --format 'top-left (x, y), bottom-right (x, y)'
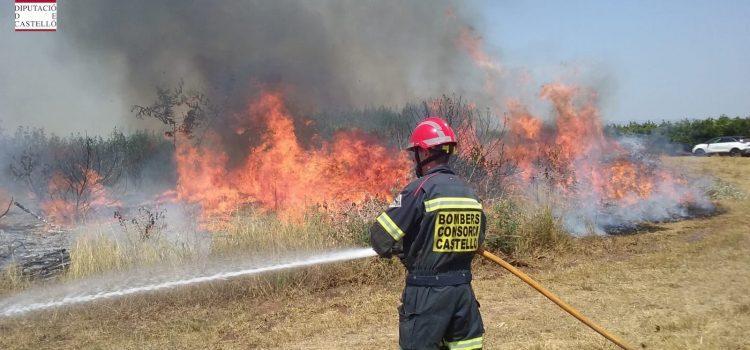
top-left (407, 117), bottom-right (457, 151)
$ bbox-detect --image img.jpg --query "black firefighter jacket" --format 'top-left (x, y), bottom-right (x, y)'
top-left (370, 165), bottom-right (486, 286)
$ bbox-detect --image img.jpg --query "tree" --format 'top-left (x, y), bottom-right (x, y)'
top-left (9, 127), bottom-right (55, 199)
top-left (399, 95), bottom-right (516, 198)
top-left (44, 134), bottom-right (124, 223)
top-left (131, 82), bottom-right (216, 148)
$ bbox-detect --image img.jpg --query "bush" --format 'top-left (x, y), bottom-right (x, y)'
top-left (1, 127), bottom-right (174, 224)
top-left (484, 198), bottom-right (571, 258)
top-left (484, 199), bottom-right (522, 254)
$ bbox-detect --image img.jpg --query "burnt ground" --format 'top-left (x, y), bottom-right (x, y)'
top-left (0, 209), bottom-right (72, 280)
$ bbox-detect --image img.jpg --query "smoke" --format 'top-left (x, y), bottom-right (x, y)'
top-left (0, 1), bottom-right (492, 135)
top-left (499, 83), bottom-right (716, 235)
top-left (57, 1), bottom-right (484, 118)
top-left (0, 29), bottom-right (132, 135)
top-left (555, 139), bottom-right (715, 235)
top-left (1, 1), bottom-right (714, 236)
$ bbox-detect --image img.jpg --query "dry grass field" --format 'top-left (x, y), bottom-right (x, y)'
top-left (0, 156), bottom-right (748, 349)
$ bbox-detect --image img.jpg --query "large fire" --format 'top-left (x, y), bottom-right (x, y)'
top-left (173, 91), bottom-right (411, 226)
top-left (501, 84), bottom-right (706, 233)
top-left (505, 83), bottom-right (679, 202)
top-left (455, 27), bottom-right (710, 234)
top-left (25, 27), bottom-right (706, 235)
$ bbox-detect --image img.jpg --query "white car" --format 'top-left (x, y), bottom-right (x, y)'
top-left (692, 136), bottom-right (749, 156)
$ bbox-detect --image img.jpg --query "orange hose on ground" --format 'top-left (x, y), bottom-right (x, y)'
top-left (477, 248), bottom-right (635, 350)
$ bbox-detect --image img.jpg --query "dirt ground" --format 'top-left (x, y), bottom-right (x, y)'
top-left (0, 157), bottom-right (748, 349)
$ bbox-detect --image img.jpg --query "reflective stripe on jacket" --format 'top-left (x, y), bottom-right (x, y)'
top-left (370, 165), bottom-right (486, 284)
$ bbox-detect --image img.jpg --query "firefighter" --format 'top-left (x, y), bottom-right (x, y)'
top-left (370, 117), bottom-right (486, 350)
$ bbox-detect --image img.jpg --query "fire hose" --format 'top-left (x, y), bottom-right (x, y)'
top-left (477, 248), bottom-right (635, 350)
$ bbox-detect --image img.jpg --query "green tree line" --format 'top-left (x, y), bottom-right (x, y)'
top-left (607, 115), bottom-right (750, 150)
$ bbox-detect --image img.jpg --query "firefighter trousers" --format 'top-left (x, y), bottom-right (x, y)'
top-left (398, 283), bottom-right (484, 350)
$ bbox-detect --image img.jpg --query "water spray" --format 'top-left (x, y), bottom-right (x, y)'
top-left (0, 248), bottom-right (376, 318)
top-left (478, 248), bottom-right (635, 350)
top-left (2, 245), bottom-right (636, 349)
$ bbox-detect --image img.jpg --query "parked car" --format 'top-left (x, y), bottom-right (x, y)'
top-left (692, 136), bottom-right (749, 156)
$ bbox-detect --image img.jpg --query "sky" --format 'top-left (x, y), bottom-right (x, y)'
top-left (1, 1), bottom-right (748, 135)
top-left (477, 0), bottom-right (750, 122)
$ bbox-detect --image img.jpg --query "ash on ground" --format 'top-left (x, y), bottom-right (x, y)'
top-left (0, 210), bottom-right (72, 280)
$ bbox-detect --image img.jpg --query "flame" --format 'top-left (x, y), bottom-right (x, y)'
top-left (504, 83), bottom-right (674, 201)
top-left (41, 169), bottom-right (117, 225)
top-left (172, 91), bottom-right (411, 227)
top-left (456, 27), bottom-right (502, 95)
top-left (505, 100), bottom-right (546, 182)
top-left (500, 83), bottom-right (700, 232)
top-left (454, 25), bottom-right (705, 232)
top-left (454, 24), bottom-right (669, 204)
top-left (457, 27), bottom-right (502, 75)
top-left (542, 84), bottom-right (608, 164)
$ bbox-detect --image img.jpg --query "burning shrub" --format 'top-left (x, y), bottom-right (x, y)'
top-left (0, 83), bottom-right (717, 242)
top-left (5, 130), bottom-right (124, 225)
top-left (40, 135), bottom-right (123, 225)
top-left (2, 126), bottom-right (175, 226)
top-left (392, 95), bottom-right (517, 198)
top-left (430, 83), bottom-right (714, 235)
top-left (445, 19), bottom-right (718, 235)
top-left (170, 91), bottom-right (411, 228)
top-left (384, 87), bottom-right (713, 236)
top-left (43, 169), bottom-right (111, 225)
top-left (20, 75), bottom-right (701, 238)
